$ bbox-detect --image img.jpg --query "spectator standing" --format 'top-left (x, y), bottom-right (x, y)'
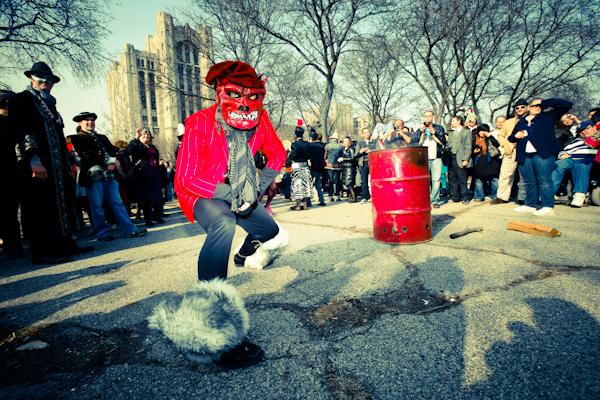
top-left (70, 112), bottom-right (147, 241)
top-left (355, 127), bottom-right (377, 203)
top-left (165, 161), bottom-right (176, 201)
top-left (308, 130), bottom-right (327, 206)
top-left (509, 98), bottom-right (573, 216)
top-left (325, 132), bottom-right (344, 201)
top-left (386, 120), bottom-right (414, 148)
top-left (472, 125), bottom-right (502, 202)
top-left (490, 116), bottom-right (506, 141)
top-left (552, 121), bottom-right (599, 207)
top-left (128, 129), bottom-right (165, 226)
top-left (491, 99), bottom-right (529, 205)
top-left (417, 109), bottom-right (447, 208)
top-left (0, 89), bottom-right (24, 260)
top-left (338, 137), bottom-right (357, 203)
top-left (446, 115), bottom-right (472, 205)
top-left (287, 122), bottom-right (312, 210)
top-left (9, 62), bottom-right (92, 264)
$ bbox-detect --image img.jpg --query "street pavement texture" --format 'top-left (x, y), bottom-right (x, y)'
top-left (1, 195), bottom-right (599, 400)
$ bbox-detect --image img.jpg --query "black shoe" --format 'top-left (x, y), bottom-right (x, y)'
top-left (432, 203), bottom-right (440, 209)
top-left (65, 245), bottom-right (94, 255)
top-left (462, 200), bottom-right (470, 205)
top-left (127, 228), bottom-right (147, 238)
top-left (98, 234), bottom-right (115, 242)
top-left (154, 218), bottom-right (166, 224)
top-left (318, 202), bottom-right (326, 206)
top-left (32, 255), bottom-right (70, 265)
top-left (490, 198), bottom-right (507, 205)
top-left (233, 253), bottom-right (247, 267)
top-left (214, 340), bottom-right (264, 369)
top-left (146, 221), bottom-right (155, 227)
top-left (6, 251), bottom-right (26, 260)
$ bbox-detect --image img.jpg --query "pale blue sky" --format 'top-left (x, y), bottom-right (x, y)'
top-left (6, 0), bottom-right (186, 138)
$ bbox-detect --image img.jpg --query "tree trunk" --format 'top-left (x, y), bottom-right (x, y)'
top-left (320, 77), bottom-right (335, 140)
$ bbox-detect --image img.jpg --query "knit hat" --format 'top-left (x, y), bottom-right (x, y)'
top-left (205, 61), bottom-right (265, 89)
top-left (465, 109), bottom-right (478, 124)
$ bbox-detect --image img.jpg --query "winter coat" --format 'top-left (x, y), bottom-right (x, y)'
top-left (340, 146), bottom-right (356, 186)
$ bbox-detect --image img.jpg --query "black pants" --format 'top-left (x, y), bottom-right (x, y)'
top-left (448, 154), bottom-right (469, 201)
top-left (193, 199), bottom-right (279, 281)
top-left (359, 163), bottom-right (370, 200)
top-left (0, 179), bottom-right (22, 255)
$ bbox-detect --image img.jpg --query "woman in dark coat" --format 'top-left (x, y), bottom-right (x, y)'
top-left (338, 137), bottom-right (357, 203)
top-left (472, 125), bottom-right (501, 201)
top-left (128, 129), bottom-right (164, 226)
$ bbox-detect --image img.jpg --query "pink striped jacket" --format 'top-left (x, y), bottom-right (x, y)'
top-left (175, 104), bottom-right (286, 222)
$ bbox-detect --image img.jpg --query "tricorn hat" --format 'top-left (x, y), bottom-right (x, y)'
top-left (205, 61), bottom-right (264, 89)
top-left (24, 62), bottom-right (60, 83)
top-left (73, 111), bottom-right (98, 122)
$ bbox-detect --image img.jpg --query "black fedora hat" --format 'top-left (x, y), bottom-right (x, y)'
top-left (24, 62), bottom-right (60, 83)
top-left (73, 111), bottom-right (98, 122)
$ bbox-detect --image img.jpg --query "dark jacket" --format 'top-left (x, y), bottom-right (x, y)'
top-left (70, 132), bottom-right (119, 187)
top-left (0, 114), bottom-right (18, 182)
top-left (509, 98), bottom-right (572, 164)
top-left (128, 138), bottom-right (161, 186)
top-left (355, 139), bottom-right (378, 167)
top-left (340, 145), bottom-right (356, 186)
top-left (472, 135), bottom-right (501, 178)
top-left (309, 141), bottom-right (326, 174)
top-left (286, 138), bottom-right (311, 164)
top-left (417, 124), bottom-right (447, 159)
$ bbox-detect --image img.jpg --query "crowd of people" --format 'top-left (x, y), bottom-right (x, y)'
top-left (0, 62), bottom-right (177, 264)
top-left (283, 102), bottom-right (600, 216)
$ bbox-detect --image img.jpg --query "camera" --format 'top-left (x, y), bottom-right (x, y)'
top-left (474, 145), bottom-right (482, 152)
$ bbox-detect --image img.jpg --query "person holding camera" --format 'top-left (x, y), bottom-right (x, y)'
top-left (70, 112), bottom-right (147, 242)
top-left (418, 109), bottom-right (447, 208)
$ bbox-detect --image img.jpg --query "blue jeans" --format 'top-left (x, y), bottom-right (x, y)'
top-left (474, 177), bottom-right (498, 200)
top-left (327, 169), bottom-right (341, 197)
top-left (359, 163), bottom-right (370, 201)
top-left (429, 158), bottom-right (442, 204)
top-left (519, 153), bottom-right (556, 208)
top-left (311, 171), bottom-right (325, 204)
top-left (87, 178), bottom-right (137, 238)
top-left (552, 157), bottom-right (594, 194)
top-left (166, 182), bottom-right (175, 200)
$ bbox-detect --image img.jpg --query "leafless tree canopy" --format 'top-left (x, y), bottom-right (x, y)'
top-left (0, 0), bottom-right (112, 85)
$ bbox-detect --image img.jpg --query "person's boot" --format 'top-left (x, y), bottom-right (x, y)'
top-left (214, 340), bottom-right (264, 369)
top-left (302, 198), bottom-right (308, 210)
top-left (348, 190), bottom-right (357, 203)
top-left (290, 199), bottom-right (302, 211)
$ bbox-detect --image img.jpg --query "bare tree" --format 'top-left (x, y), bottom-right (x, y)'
top-left (0, 0), bottom-right (112, 85)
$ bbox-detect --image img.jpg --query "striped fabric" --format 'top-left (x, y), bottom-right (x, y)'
top-left (558, 137), bottom-right (599, 160)
top-left (175, 104), bottom-right (287, 223)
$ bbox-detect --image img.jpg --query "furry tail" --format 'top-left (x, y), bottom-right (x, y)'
top-left (147, 278), bottom-right (249, 364)
top-left (244, 223), bottom-right (289, 270)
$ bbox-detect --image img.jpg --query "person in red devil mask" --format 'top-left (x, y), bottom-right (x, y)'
top-left (149, 61), bottom-right (288, 369)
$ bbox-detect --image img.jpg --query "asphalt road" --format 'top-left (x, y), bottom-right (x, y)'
top-left (1, 195), bottom-right (599, 400)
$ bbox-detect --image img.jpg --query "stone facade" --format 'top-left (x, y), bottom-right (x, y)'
top-left (107, 12), bottom-right (214, 159)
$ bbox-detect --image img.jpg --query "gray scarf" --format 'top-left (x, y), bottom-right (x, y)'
top-left (216, 108), bottom-right (259, 212)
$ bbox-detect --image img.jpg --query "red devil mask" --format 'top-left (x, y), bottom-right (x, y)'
top-left (206, 61), bottom-right (266, 130)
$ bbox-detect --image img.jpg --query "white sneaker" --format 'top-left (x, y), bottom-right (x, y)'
top-left (570, 193), bottom-right (586, 208)
top-left (360, 199), bottom-right (367, 204)
top-left (532, 207), bottom-right (554, 216)
top-left (514, 205), bottom-right (536, 212)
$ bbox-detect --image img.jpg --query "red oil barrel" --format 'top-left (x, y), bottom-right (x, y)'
top-left (369, 147), bottom-right (432, 244)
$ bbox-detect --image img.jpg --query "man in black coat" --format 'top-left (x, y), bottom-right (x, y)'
top-left (0, 89), bottom-right (25, 260)
top-left (9, 62), bottom-right (92, 264)
top-left (308, 129), bottom-right (326, 206)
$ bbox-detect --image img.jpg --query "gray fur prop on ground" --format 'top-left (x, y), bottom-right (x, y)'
top-left (147, 278), bottom-right (249, 363)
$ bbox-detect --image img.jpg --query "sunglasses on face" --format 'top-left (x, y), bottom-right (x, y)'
top-left (515, 105), bottom-right (527, 110)
top-left (32, 75), bottom-right (58, 84)
top-left (530, 104), bottom-right (542, 108)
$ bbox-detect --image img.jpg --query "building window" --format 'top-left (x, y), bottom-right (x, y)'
top-left (148, 73), bottom-right (155, 88)
top-left (152, 116), bottom-right (158, 126)
top-left (142, 115), bottom-right (148, 124)
top-left (195, 67), bottom-right (200, 78)
top-left (153, 128), bottom-right (159, 136)
top-left (150, 90), bottom-right (156, 110)
top-left (140, 91), bottom-right (146, 109)
top-left (150, 61), bottom-right (154, 70)
top-left (185, 45), bottom-right (190, 63)
top-left (193, 50), bottom-right (199, 65)
top-left (186, 66), bottom-right (193, 93)
top-left (138, 71), bottom-right (145, 89)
